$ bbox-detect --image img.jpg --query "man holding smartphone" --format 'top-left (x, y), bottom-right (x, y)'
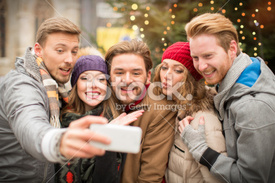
top-left (105, 39), bottom-right (177, 183)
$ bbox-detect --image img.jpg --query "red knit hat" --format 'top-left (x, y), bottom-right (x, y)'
top-left (162, 42), bottom-right (202, 81)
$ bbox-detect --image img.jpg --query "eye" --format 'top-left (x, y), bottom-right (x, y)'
top-left (80, 77), bottom-right (87, 80)
top-left (72, 50), bottom-right (78, 55)
top-left (98, 77), bottom-right (106, 82)
top-left (175, 69), bottom-right (184, 74)
top-left (161, 66), bottom-right (168, 70)
top-left (133, 72), bottom-right (141, 76)
top-left (57, 49), bottom-right (64, 53)
top-left (192, 57), bottom-right (199, 62)
top-left (115, 71), bottom-right (123, 75)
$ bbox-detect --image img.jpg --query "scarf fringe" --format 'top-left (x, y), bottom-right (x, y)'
top-left (50, 115), bottom-right (61, 128)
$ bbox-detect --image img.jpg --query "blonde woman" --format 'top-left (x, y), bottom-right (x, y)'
top-left (153, 42), bottom-right (226, 183)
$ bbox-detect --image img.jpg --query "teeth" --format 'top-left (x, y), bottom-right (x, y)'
top-left (61, 68), bottom-right (70, 72)
top-left (87, 93), bottom-right (99, 96)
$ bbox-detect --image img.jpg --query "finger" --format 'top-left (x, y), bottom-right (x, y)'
top-left (69, 116), bottom-right (108, 129)
top-left (117, 113), bottom-right (127, 120)
top-left (199, 116), bottom-right (205, 125)
top-left (182, 116), bottom-right (194, 126)
top-left (178, 121), bottom-right (184, 133)
top-left (62, 141), bottom-right (106, 159)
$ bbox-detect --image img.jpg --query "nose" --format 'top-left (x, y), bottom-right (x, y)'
top-left (198, 59), bottom-right (208, 72)
top-left (123, 72), bottom-right (132, 85)
top-left (65, 52), bottom-right (73, 64)
top-left (164, 68), bottom-right (173, 81)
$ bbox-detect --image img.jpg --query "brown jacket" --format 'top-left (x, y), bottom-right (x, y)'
top-left (165, 110), bottom-right (226, 183)
top-left (121, 85), bottom-right (177, 183)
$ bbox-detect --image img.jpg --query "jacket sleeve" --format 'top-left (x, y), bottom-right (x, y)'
top-left (195, 112), bottom-right (226, 183)
top-left (137, 110), bottom-right (176, 182)
top-left (3, 75), bottom-right (66, 162)
top-left (201, 99), bottom-right (275, 183)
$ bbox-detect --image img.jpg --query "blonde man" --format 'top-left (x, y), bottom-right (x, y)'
top-left (180, 13), bottom-right (275, 183)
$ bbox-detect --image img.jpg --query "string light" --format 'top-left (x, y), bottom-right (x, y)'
top-left (162, 38), bottom-right (165, 41)
top-left (174, 4), bottom-right (177, 8)
top-left (239, 2), bottom-right (243, 6)
top-left (106, 22), bottom-right (112, 27)
top-left (198, 3), bottom-right (203, 7)
top-left (140, 28), bottom-right (144, 32)
top-left (146, 6), bottom-right (150, 11)
top-left (113, 7), bottom-right (118, 11)
top-left (193, 8), bottom-right (198, 12)
top-left (144, 20), bottom-right (149, 25)
top-left (141, 34), bottom-right (145, 38)
top-left (131, 4), bottom-right (138, 10)
top-left (132, 25), bottom-right (138, 30)
top-left (171, 15), bottom-right (176, 19)
top-left (144, 13), bottom-right (148, 17)
top-left (235, 7), bottom-right (238, 11)
top-left (210, 0), bottom-right (214, 4)
top-left (130, 15), bottom-right (135, 21)
top-left (211, 7), bottom-right (214, 11)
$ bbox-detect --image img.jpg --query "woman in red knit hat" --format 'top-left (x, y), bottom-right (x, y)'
top-left (153, 42), bottom-right (226, 183)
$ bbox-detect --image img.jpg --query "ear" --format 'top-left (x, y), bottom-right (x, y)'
top-left (34, 43), bottom-right (43, 57)
top-left (146, 70), bottom-right (151, 85)
top-left (229, 40), bottom-right (238, 60)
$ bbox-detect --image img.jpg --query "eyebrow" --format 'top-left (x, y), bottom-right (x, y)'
top-left (113, 68), bottom-right (143, 71)
top-left (54, 43), bottom-right (79, 49)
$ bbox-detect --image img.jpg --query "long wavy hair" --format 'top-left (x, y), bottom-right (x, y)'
top-left (153, 63), bottom-right (214, 115)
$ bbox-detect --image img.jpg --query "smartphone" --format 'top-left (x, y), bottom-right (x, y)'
top-left (89, 124), bottom-right (142, 154)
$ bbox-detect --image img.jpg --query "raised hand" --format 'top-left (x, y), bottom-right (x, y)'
top-left (110, 110), bottom-right (144, 126)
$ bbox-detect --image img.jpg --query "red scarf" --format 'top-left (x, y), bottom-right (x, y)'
top-left (124, 84), bottom-right (150, 113)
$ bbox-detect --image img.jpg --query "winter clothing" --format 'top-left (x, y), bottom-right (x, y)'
top-left (161, 42), bottom-right (202, 81)
top-left (166, 110), bottom-right (226, 183)
top-left (56, 104), bottom-right (125, 183)
top-left (36, 56), bottom-right (69, 128)
top-left (0, 47), bottom-right (69, 182)
top-left (200, 53), bottom-right (275, 183)
top-left (71, 55), bottom-right (108, 87)
top-left (121, 84), bottom-right (177, 183)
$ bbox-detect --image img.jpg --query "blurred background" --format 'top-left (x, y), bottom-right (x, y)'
top-left (0, 0), bottom-right (274, 76)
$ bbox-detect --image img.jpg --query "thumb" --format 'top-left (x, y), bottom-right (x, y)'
top-left (198, 116), bottom-right (205, 132)
top-left (199, 116), bottom-right (205, 125)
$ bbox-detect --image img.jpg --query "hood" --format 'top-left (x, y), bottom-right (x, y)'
top-left (15, 47), bottom-right (42, 83)
top-left (214, 53), bottom-right (275, 120)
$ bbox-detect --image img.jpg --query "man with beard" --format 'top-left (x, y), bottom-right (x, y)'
top-left (105, 39), bottom-right (177, 182)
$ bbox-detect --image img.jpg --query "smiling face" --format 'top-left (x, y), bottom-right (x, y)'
top-left (160, 59), bottom-right (186, 96)
top-left (190, 34), bottom-right (236, 85)
top-left (34, 32), bottom-right (79, 84)
top-left (110, 54), bottom-right (151, 105)
top-left (77, 70), bottom-right (107, 112)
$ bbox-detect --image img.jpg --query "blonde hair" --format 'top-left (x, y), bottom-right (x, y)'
top-left (105, 39), bottom-right (153, 73)
top-left (77, 47), bottom-right (104, 59)
top-left (36, 16), bottom-right (81, 47)
top-left (185, 13), bottom-right (240, 55)
top-left (153, 63), bottom-right (214, 114)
